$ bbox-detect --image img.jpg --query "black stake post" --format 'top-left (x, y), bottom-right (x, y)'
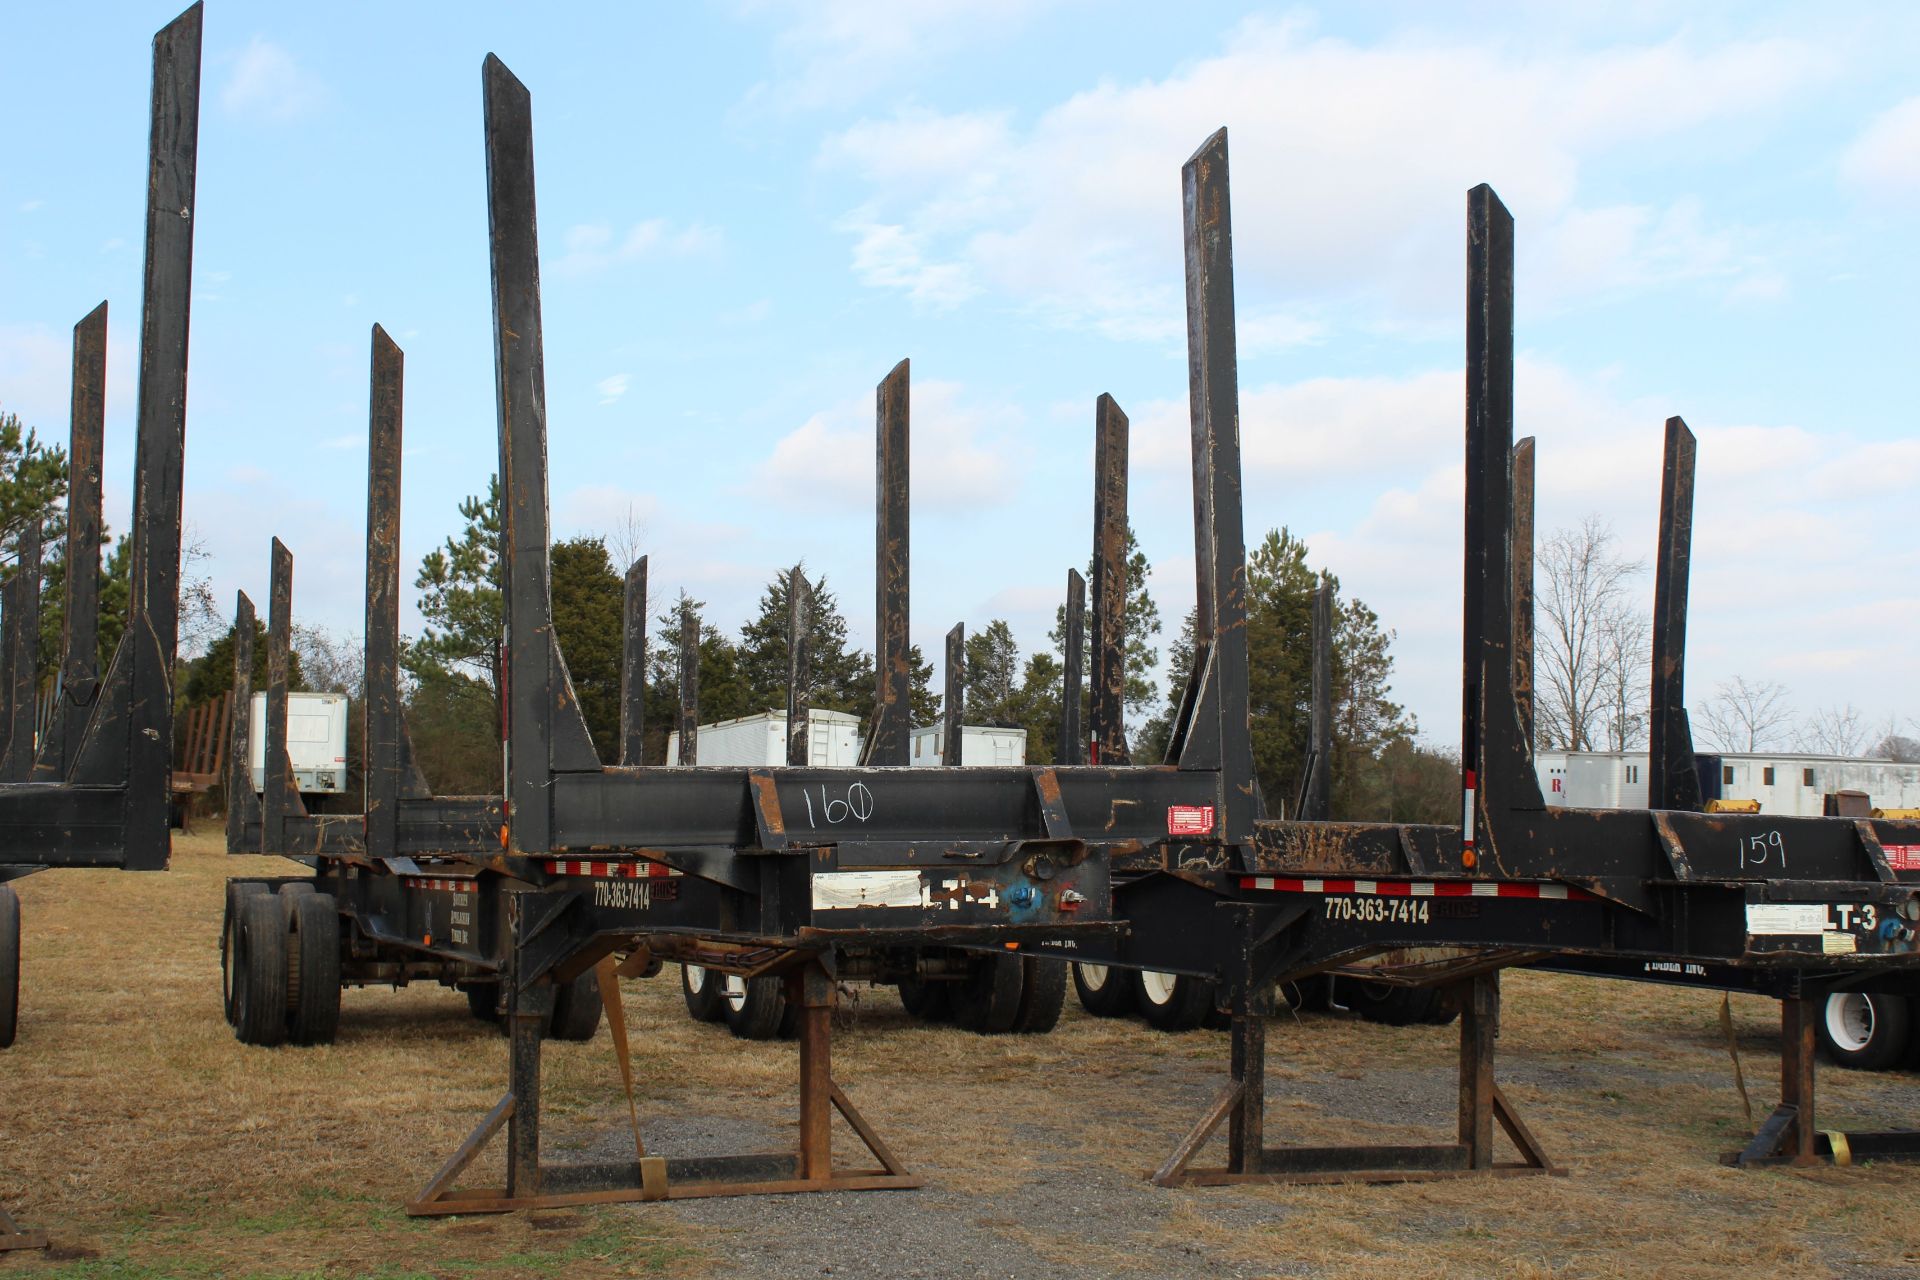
top-left (942, 623), bottom-right (963, 767)
top-left (677, 606), bottom-right (699, 766)
top-left (263, 539), bottom-right (296, 853)
top-left (786, 566), bottom-right (810, 767)
top-left (1, 522), bottom-right (42, 783)
top-left (868, 360), bottom-right (911, 766)
top-left (1461, 184), bottom-right (1543, 871)
top-left (1648, 417), bottom-right (1702, 811)
top-left (225, 592), bottom-right (259, 849)
top-left (1177, 129), bottom-right (1255, 848)
top-left (483, 56), bottom-right (601, 855)
top-left (1294, 577), bottom-right (1332, 821)
top-left (620, 556), bottom-right (647, 766)
top-left (1511, 437), bottom-right (1535, 752)
top-left (1060, 571), bottom-right (1086, 766)
top-left (36, 304), bottom-right (107, 781)
top-left (363, 327), bottom-right (405, 861)
top-left (1090, 393), bottom-right (1131, 765)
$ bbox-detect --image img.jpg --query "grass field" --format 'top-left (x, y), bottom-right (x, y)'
top-left (5, 832), bottom-right (1920, 1278)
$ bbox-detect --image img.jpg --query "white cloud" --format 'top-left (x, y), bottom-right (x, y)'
top-left (16, 199), bottom-right (42, 214)
top-left (750, 378), bottom-right (1023, 509)
top-left (838, 217), bottom-right (977, 308)
top-left (596, 373), bottom-right (631, 406)
top-left (222, 36), bottom-right (326, 122)
top-left (554, 219), bottom-right (721, 277)
top-left (1840, 96), bottom-right (1920, 201)
top-left (820, 19), bottom-right (1826, 337)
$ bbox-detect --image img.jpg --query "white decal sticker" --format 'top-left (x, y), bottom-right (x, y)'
top-left (812, 869), bottom-right (922, 911)
top-left (1746, 903), bottom-right (1828, 935)
top-left (1822, 931), bottom-right (1859, 954)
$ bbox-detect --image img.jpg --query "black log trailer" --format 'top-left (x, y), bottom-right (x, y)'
top-left (215, 45), bottom-right (1920, 1217)
top-left (0, 5), bottom-right (203, 1250)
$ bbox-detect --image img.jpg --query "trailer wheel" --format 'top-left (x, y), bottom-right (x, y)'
top-left (1817, 992), bottom-right (1911, 1071)
top-left (898, 974), bottom-right (955, 1023)
top-left (1133, 970), bottom-right (1214, 1032)
top-left (1343, 979), bottom-right (1451, 1027)
top-left (1071, 962), bottom-right (1136, 1018)
top-left (0, 884), bottom-right (20, 1050)
top-left (463, 982), bottom-right (502, 1024)
top-left (952, 954), bottom-right (1024, 1034)
top-left (549, 969), bottom-right (604, 1042)
top-left (286, 893), bottom-right (342, 1046)
top-left (722, 974), bottom-right (787, 1040)
top-left (681, 964), bottom-right (727, 1023)
top-left (1011, 957), bottom-right (1068, 1034)
top-left (221, 881), bottom-right (271, 1026)
top-left (233, 893), bottom-right (289, 1047)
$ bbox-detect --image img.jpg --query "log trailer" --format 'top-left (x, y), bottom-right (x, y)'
top-left (208, 40), bottom-right (1920, 1216)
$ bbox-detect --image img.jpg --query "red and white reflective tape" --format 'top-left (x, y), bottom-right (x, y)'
top-left (544, 859), bottom-right (681, 879)
top-left (1238, 875), bottom-right (1594, 902)
top-left (403, 876), bottom-right (476, 892)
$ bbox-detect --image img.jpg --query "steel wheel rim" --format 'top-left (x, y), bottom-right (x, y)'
top-left (1827, 993), bottom-right (1875, 1052)
top-left (1141, 970), bottom-right (1178, 1006)
top-left (1076, 962), bottom-right (1109, 991)
top-left (685, 964), bottom-right (708, 994)
top-left (725, 974), bottom-right (747, 1013)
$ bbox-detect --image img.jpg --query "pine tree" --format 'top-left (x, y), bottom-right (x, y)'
top-left (962, 619), bottom-right (1019, 724)
top-left (550, 536), bottom-right (623, 762)
top-left (736, 567), bottom-right (871, 715)
top-left (1051, 524), bottom-right (1162, 721)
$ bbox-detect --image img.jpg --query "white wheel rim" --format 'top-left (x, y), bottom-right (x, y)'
top-left (685, 964), bottom-right (708, 994)
top-left (725, 974), bottom-right (747, 1013)
top-left (1827, 993), bottom-right (1876, 1052)
top-left (1076, 962), bottom-right (1109, 990)
top-left (1141, 970), bottom-right (1178, 1006)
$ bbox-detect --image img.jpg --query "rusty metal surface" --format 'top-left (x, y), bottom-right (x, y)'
top-left (942, 621), bottom-right (963, 767)
top-left (225, 592), bottom-right (258, 847)
top-left (0, 520), bottom-right (41, 783)
top-left (1060, 570), bottom-right (1085, 766)
top-left (786, 566), bottom-right (810, 767)
top-left (262, 538), bottom-right (301, 852)
top-left (868, 360), bottom-right (911, 766)
top-left (1649, 417), bottom-right (1702, 812)
top-left (620, 555), bottom-right (648, 766)
top-left (676, 608), bottom-right (698, 766)
top-left (364, 327), bottom-right (405, 860)
top-left (1090, 393), bottom-right (1131, 764)
top-left (1510, 437), bottom-right (1534, 750)
top-left (36, 305), bottom-right (107, 782)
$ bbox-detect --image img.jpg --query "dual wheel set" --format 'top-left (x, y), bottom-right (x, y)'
top-left (218, 880), bottom-right (605, 1048)
top-left (1069, 962), bottom-right (1459, 1031)
top-left (681, 951), bottom-right (1069, 1039)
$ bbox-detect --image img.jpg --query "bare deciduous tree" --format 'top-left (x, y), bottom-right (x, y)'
top-left (1797, 703), bottom-right (1868, 757)
top-left (294, 623), bottom-right (364, 699)
top-left (603, 500), bottom-right (648, 574)
top-left (1694, 676), bottom-right (1794, 752)
top-left (1535, 515), bottom-right (1645, 752)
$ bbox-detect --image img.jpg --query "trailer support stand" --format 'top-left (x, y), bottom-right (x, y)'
top-left (408, 955), bottom-right (920, 1214)
top-left (1726, 997), bottom-right (1920, 1168)
top-left (0, 1201), bottom-right (47, 1253)
top-left (1153, 972), bottom-right (1558, 1186)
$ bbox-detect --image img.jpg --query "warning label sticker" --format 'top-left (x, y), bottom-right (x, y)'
top-left (1884, 844), bottom-right (1920, 871)
top-left (1167, 805), bottom-right (1215, 837)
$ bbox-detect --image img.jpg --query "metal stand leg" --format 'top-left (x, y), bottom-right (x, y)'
top-left (1154, 971), bottom-right (1559, 1187)
top-left (0, 1202), bottom-right (48, 1252)
top-left (504, 983), bottom-right (549, 1197)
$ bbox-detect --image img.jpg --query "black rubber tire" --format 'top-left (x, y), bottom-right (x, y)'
top-left (234, 893), bottom-right (289, 1047)
top-left (1071, 961), bottom-right (1137, 1017)
top-left (0, 884), bottom-right (19, 1050)
top-left (464, 982), bottom-right (502, 1024)
top-left (681, 964), bottom-right (727, 1023)
top-left (1817, 991), bottom-right (1912, 1071)
top-left (722, 974), bottom-right (788, 1041)
top-left (286, 892), bottom-right (342, 1046)
top-left (898, 974), bottom-right (955, 1023)
top-left (1133, 970), bottom-right (1214, 1032)
top-left (222, 881), bottom-right (271, 1026)
top-left (1012, 957), bottom-right (1068, 1034)
top-left (549, 969), bottom-right (604, 1042)
top-left (1344, 979), bottom-right (1448, 1027)
top-left (952, 954), bottom-right (1024, 1034)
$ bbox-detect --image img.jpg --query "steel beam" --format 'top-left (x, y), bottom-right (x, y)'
top-left (225, 591), bottom-right (258, 849)
top-left (1090, 393), bottom-right (1130, 765)
top-left (1, 522), bottom-right (41, 783)
top-left (37, 304), bottom-right (107, 781)
top-left (1511, 437), bottom-right (1535, 752)
top-left (621, 556), bottom-right (647, 766)
top-left (364, 327), bottom-right (405, 860)
top-left (1461, 184), bottom-right (1543, 870)
top-left (786, 567), bottom-right (810, 767)
top-left (868, 360), bottom-right (911, 766)
top-left (263, 538), bottom-right (296, 852)
top-left (1177, 129), bottom-right (1255, 846)
top-left (942, 622), bottom-right (963, 767)
top-left (676, 607), bottom-right (698, 766)
top-left (483, 56), bottom-right (601, 857)
top-left (1060, 570), bottom-right (1086, 766)
top-left (1648, 417), bottom-right (1702, 811)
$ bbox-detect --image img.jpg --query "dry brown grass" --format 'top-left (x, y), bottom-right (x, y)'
top-left (6, 832), bottom-right (1920, 1278)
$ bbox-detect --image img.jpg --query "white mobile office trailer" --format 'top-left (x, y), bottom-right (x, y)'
top-left (249, 691), bottom-right (350, 794)
top-left (908, 724), bottom-right (1028, 767)
top-left (665, 709), bottom-right (864, 767)
top-left (1534, 749), bottom-right (1920, 815)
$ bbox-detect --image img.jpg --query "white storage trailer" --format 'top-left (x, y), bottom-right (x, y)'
top-left (249, 691), bottom-right (350, 794)
top-left (909, 724), bottom-right (1027, 766)
top-left (666, 709), bottom-right (863, 767)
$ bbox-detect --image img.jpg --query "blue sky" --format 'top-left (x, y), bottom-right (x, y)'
top-left (2, 1), bottom-right (1917, 751)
